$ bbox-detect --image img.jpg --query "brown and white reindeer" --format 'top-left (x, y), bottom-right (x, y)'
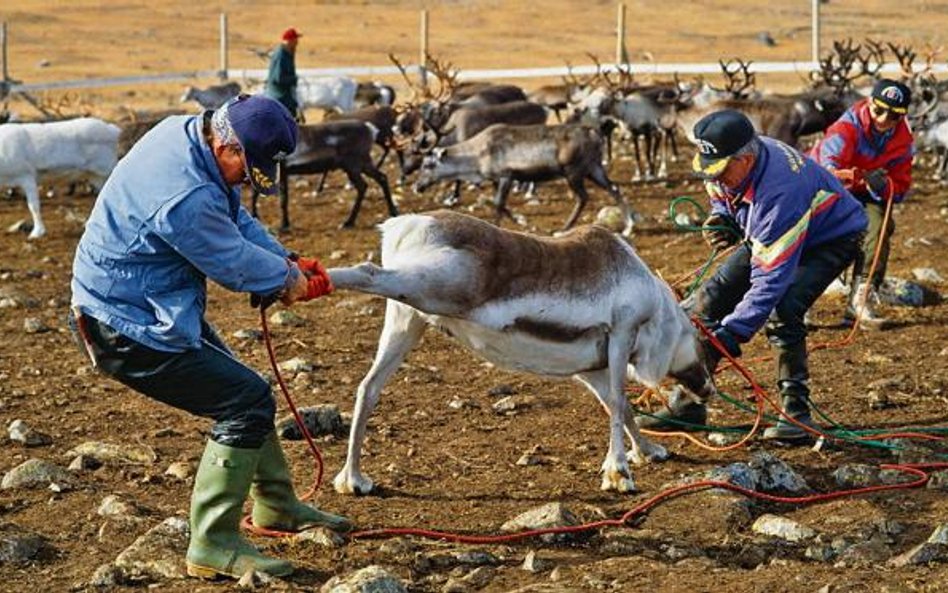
top-left (412, 122), bottom-right (636, 234)
top-left (327, 210), bottom-right (717, 495)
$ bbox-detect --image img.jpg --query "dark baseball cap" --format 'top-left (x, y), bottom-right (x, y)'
top-left (226, 95), bottom-right (298, 195)
top-left (692, 109), bottom-right (756, 177)
top-left (871, 78), bottom-right (911, 114)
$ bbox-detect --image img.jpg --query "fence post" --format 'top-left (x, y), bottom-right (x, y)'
top-left (811, 0), bottom-right (820, 65)
top-left (616, 3), bottom-right (628, 66)
top-left (419, 9), bottom-right (429, 86)
top-left (219, 12), bottom-right (228, 80)
top-left (1, 22), bottom-right (9, 82)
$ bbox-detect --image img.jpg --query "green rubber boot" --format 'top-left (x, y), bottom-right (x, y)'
top-left (186, 440), bottom-right (293, 579)
top-left (251, 432), bottom-right (353, 533)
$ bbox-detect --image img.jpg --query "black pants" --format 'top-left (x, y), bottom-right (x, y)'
top-left (68, 312), bottom-right (275, 448)
top-left (691, 233), bottom-right (861, 389)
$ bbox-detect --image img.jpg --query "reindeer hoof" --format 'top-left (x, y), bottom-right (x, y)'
top-left (627, 441), bottom-right (669, 465)
top-left (333, 471), bottom-right (375, 495)
top-left (338, 221), bottom-right (356, 230)
top-left (600, 472), bottom-right (637, 493)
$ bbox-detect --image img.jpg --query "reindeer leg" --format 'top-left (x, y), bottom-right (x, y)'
top-left (334, 300), bottom-right (427, 495)
top-left (21, 178), bottom-right (46, 240)
top-left (492, 177), bottom-right (521, 226)
top-left (251, 189), bottom-right (261, 220)
top-left (657, 129), bottom-right (668, 179)
top-left (575, 370), bottom-right (667, 474)
top-left (340, 170), bottom-right (368, 229)
top-left (442, 180), bottom-right (462, 207)
top-left (631, 133), bottom-right (643, 182)
top-left (562, 176), bottom-right (590, 231)
top-left (363, 163), bottom-right (398, 218)
top-left (375, 145), bottom-right (391, 170)
top-left (395, 150), bottom-right (408, 187)
top-left (316, 171), bottom-right (329, 195)
top-left (669, 127), bottom-right (680, 163)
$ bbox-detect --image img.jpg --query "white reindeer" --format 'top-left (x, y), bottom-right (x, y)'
top-left (327, 211), bottom-right (716, 495)
top-left (296, 76), bottom-right (358, 113)
top-left (0, 117), bottom-right (120, 239)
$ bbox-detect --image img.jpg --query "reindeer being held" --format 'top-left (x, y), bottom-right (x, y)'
top-left (328, 210), bottom-right (717, 495)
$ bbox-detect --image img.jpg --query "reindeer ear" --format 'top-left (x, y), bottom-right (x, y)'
top-left (814, 99), bottom-right (825, 112)
top-left (432, 147), bottom-right (446, 159)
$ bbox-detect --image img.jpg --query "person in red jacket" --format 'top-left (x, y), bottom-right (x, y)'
top-left (810, 79), bottom-right (914, 329)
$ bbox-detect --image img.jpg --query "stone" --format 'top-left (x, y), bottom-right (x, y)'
top-left (320, 565), bottom-right (407, 593)
top-left (97, 495), bottom-right (147, 521)
top-left (110, 516), bottom-right (189, 581)
top-left (832, 464), bottom-right (879, 488)
top-left (488, 384), bottom-right (515, 397)
top-left (269, 310), bottom-right (306, 327)
top-left (163, 461), bottom-right (192, 480)
top-left (2, 459), bottom-right (73, 490)
top-left (8, 419), bottom-right (53, 447)
top-left (748, 451), bottom-right (809, 493)
top-left (912, 267), bottom-right (944, 284)
top-left (0, 523), bottom-right (45, 565)
top-left (68, 455), bottom-right (102, 472)
top-left (928, 470), bottom-right (948, 491)
top-left (751, 514), bottom-right (816, 542)
top-left (835, 537), bottom-right (890, 567)
top-left (22, 317), bottom-right (48, 334)
top-left (276, 404), bottom-right (344, 439)
top-left (889, 542), bottom-right (948, 566)
top-left (294, 527), bottom-right (345, 548)
top-left (502, 503), bottom-right (579, 543)
top-left (66, 441), bottom-right (157, 465)
top-left (492, 395), bottom-right (534, 414)
top-left (232, 328), bottom-right (263, 341)
top-left (279, 356), bottom-right (316, 374)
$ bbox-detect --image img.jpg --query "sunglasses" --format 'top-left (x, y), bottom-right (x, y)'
top-left (870, 103), bottom-right (904, 121)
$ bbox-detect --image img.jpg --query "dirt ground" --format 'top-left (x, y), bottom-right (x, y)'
top-left (1, 2), bottom-right (948, 592)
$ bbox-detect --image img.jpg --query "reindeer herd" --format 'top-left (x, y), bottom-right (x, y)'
top-left (3, 38), bottom-right (948, 240)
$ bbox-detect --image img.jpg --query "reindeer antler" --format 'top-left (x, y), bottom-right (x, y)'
top-left (424, 53), bottom-right (460, 102)
top-left (716, 58), bottom-right (756, 99)
top-left (887, 42), bottom-right (917, 81)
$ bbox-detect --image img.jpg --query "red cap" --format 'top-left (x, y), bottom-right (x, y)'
top-left (281, 28), bottom-right (302, 41)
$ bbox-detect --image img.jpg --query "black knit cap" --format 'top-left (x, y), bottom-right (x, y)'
top-left (692, 109), bottom-right (756, 177)
top-left (871, 79), bottom-right (912, 114)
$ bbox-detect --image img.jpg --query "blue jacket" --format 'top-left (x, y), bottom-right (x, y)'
top-left (71, 114), bottom-right (293, 352)
top-left (704, 137), bottom-right (867, 340)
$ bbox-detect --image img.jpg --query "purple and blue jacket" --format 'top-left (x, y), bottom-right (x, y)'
top-left (704, 137), bottom-right (868, 340)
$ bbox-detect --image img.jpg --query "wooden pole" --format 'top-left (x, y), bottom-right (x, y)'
top-left (1, 22), bottom-right (9, 82)
top-left (811, 0), bottom-right (820, 64)
top-left (419, 9), bottom-right (429, 87)
top-left (219, 13), bottom-right (228, 80)
top-left (616, 3), bottom-right (628, 65)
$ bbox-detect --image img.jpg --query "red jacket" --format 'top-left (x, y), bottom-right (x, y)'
top-left (809, 99), bottom-right (914, 203)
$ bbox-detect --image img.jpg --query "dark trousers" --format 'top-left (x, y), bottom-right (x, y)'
top-left (691, 233), bottom-right (861, 391)
top-left (68, 312), bottom-right (275, 448)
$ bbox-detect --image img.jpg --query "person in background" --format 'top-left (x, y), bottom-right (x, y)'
top-left (639, 109), bottom-right (867, 442)
top-left (809, 78), bottom-right (914, 330)
top-left (265, 28), bottom-right (302, 120)
top-left (69, 95), bottom-right (351, 580)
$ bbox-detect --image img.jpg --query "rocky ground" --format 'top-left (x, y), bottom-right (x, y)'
top-left (2, 2), bottom-right (948, 591)
top-left (0, 148), bottom-right (947, 592)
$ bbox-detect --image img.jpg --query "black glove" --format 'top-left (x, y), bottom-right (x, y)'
top-left (250, 291), bottom-right (281, 311)
top-left (702, 214), bottom-right (742, 250)
top-left (701, 326), bottom-right (743, 373)
top-left (864, 168), bottom-right (889, 198)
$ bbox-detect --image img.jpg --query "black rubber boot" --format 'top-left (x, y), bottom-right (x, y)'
top-left (636, 388), bottom-right (707, 431)
top-left (762, 343), bottom-right (817, 443)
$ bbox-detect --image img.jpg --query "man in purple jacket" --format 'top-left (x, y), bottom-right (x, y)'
top-left (640, 110), bottom-right (867, 442)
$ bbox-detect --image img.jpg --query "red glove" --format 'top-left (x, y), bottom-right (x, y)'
top-left (296, 256), bottom-right (327, 279)
top-left (301, 272), bottom-right (334, 301)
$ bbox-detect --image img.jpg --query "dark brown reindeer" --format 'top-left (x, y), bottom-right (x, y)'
top-left (413, 123), bottom-right (636, 234)
top-left (251, 120), bottom-right (397, 231)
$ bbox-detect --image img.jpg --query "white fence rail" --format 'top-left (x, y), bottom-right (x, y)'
top-left (7, 62), bottom-right (948, 96)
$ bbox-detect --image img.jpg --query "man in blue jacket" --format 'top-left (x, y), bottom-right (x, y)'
top-left (70, 95), bottom-right (351, 580)
top-left (639, 110), bottom-right (867, 442)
